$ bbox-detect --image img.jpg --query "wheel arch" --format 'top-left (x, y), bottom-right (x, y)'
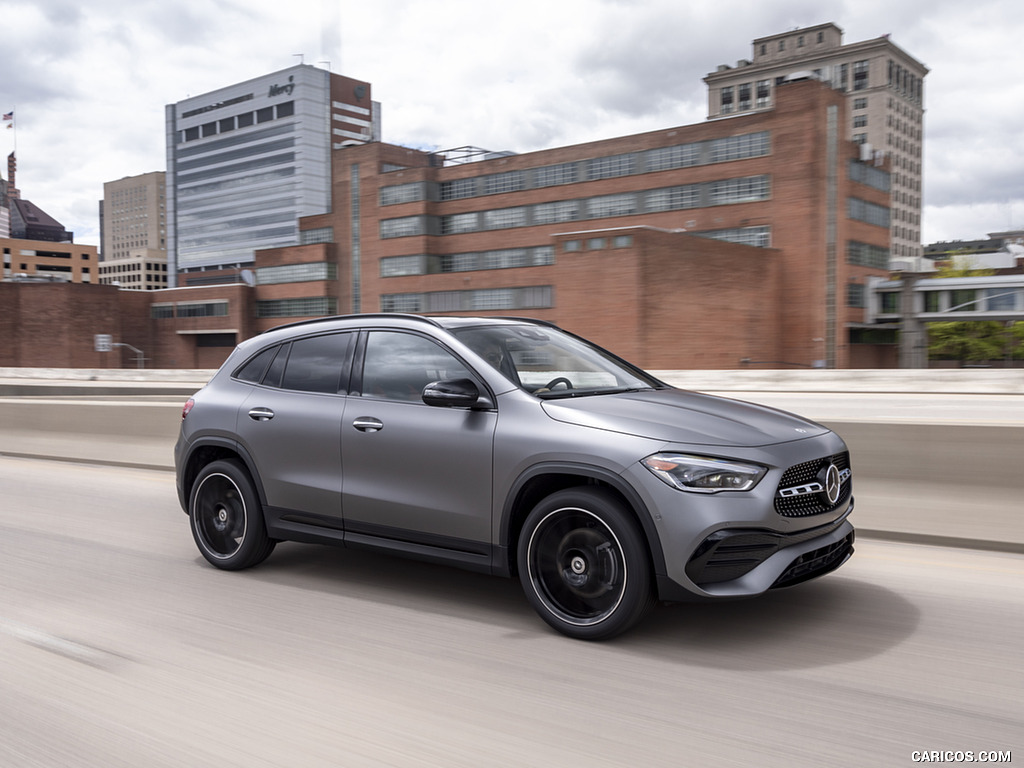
top-left (498, 462), bottom-right (667, 579)
top-left (179, 437), bottom-right (267, 512)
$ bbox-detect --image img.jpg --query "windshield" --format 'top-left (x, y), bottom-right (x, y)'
top-left (453, 324), bottom-right (664, 398)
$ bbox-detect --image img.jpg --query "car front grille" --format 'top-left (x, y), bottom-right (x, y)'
top-left (774, 451), bottom-right (852, 517)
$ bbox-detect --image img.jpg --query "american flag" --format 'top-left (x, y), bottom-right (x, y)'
top-left (2, 111), bottom-right (12, 121)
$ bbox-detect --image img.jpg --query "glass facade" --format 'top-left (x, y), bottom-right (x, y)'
top-left (166, 65), bottom-right (335, 276)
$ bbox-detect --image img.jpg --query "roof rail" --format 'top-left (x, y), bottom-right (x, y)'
top-left (261, 313), bottom-right (445, 334)
top-left (491, 316), bottom-right (560, 329)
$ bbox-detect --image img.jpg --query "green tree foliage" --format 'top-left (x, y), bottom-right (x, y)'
top-left (926, 255), bottom-right (1023, 363)
top-left (928, 321), bottom-right (1020, 362)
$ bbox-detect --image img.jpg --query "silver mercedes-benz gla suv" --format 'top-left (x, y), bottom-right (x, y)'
top-left (175, 315), bottom-right (854, 639)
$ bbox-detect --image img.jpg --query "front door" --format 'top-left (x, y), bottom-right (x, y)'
top-left (341, 330), bottom-right (496, 549)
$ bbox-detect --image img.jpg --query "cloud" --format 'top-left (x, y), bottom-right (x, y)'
top-left (2, 0), bottom-right (1023, 247)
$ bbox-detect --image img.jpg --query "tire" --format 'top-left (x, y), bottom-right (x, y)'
top-left (189, 459), bottom-right (275, 570)
top-left (517, 487), bottom-right (653, 640)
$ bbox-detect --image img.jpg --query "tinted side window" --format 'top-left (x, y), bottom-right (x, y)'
top-left (280, 334), bottom-right (353, 394)
top-left (361, 332), bottom-right (474, 402)
top-left (235, 345), bottom-right (281, 383)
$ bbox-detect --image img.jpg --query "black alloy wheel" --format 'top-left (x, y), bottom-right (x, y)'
top-left (190, 459), bottom-right (275, 570)
top-left (518, 487), bottom-right (653, 640)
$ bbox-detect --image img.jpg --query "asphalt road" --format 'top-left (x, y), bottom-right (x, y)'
top-left (0, 455), bottom-right (1020, 767)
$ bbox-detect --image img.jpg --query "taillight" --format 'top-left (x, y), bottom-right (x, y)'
top-left (182, 398), bottom-right (195, 419)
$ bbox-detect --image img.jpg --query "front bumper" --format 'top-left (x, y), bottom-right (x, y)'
top-left (623, 432), bottom-right (857, 602)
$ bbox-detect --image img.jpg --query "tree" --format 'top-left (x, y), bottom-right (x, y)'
top-left (925, 256), bottom-right (1024, 364)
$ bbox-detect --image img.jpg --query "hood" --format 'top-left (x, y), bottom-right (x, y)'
top-left (540, 388), bottom-right (830, 447)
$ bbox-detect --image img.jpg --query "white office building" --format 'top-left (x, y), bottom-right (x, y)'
top-left (165, 64), bottom-right (378, 285)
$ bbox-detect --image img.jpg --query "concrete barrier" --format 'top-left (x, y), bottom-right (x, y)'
top-left (4, 366), bottom-right (1024, 393)
top-left (1, 371), bottom-right (1021, 553)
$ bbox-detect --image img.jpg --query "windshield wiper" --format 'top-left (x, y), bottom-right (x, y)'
top-left (536, 386), bottom-right (656, 399)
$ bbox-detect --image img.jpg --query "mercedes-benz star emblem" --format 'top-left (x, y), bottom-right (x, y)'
top-left (819, 463), bottom-right (842, 505)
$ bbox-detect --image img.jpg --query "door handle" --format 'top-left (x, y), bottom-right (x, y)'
top-left (352, 416), bottom-right (384, 433)
top-left (248, 407), bottom-right (275, 422)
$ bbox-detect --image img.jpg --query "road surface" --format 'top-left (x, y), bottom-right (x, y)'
top-left (0, 455), bottom-right (1019, 767)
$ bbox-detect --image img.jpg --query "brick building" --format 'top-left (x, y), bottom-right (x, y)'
top-left (265, 76), bottom-right (891, 369)
top-left (2, 77), bottom-right (894, 370)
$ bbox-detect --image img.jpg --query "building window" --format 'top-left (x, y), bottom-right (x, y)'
top-left (847, 241), bottom-right (890, 269)
top-left (738, 83), bottom-right (751, 111)
top-left (880, 292), bottom-right (901, 314)
top-left (853, 60), bottom-right (869, 91)
top-left (586, 154), bottom-right (636, 180)
top-left (533, 200), bottom-right (581, 225)
top-left (440, 178), bottom-right (477, 201)
top-left (853, 97), bottom-right (868, 110)
top-left (720, 86), bottom-right (733, 114)
top-left (849, 198), bottom-right (890, 228)
top-left (587, 238), bottom-right (606, 250)
top-left (563, 240), bottom-right (581, 252)
top-left (380, 216), bottom-right (424, 239)
top-left (439, 253), bottom-right (479, 273)
top-left (986, 288), bottom-right (1018, 312)
top-left (256, 297), bottom-right (337, 318)
top-left (173, 301), bottom-right (228, 318)
top-left (949, 290), bottom-right (978, 312)
top-left (482, 171), bottom-right (525, 195)
top-left (613, 235), bottom-right (633, 248)
top-left (586, 193), bottom-right (637, 219)
top-left (709, 175), bottom-right (770, 205)
top-left (646, 185), bottom-right (701, 212)
top-left (382, 286), bottom-right (554, 313)
top-left (379, 294), bottom-right (424, 313)
top-left (697, 225), bottom-right (771, 248)
top-left (300, 227), bottom-right (334, 244)
top-left (380, 182), bottom-right (424, 206)
top-left (709, 132), bottom-right (770, 163)
top-left (380, 255), bottom-right (426, 277)
top-left (440, 212), bottom-right (479, 235)
top-left (483, 207), bottom-right (528, 230)
top-left (256, 262), bottom-right (336, 284)
top-left (151, 303), bottom-right (175, 319)
top-left (849, 160), bottom-right (890, 192)
top-left (646, 143), bottom-right (701, 171)
top-left (847, 283), bottom-right (866, 308)
top-left (756, 80), bottom-right (770, 108)
top-left (853, 115), bottom-right (868, 128)
top-left (534, 162), bottom-right (578, 187)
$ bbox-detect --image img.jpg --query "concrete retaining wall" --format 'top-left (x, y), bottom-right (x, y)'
top-left (1, 372), bottom-right (1021, 552)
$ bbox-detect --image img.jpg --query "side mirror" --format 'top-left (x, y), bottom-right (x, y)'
top-left (422, 378), bottom-right (490, 409)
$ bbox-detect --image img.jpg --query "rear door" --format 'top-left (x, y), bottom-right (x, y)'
top-left (234, 332), bottom-right (353, 522)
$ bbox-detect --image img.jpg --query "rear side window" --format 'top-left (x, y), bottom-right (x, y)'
top-left (235, 345), bottom-right (281, 383)
top-left (280, 333), bottom-right (354, 394)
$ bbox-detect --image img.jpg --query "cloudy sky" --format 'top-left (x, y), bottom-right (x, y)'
top-left (3, 0), bottom-right (1023, 248)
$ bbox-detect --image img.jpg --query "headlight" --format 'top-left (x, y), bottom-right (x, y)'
top-left (641, 453), bottom-right (767, 493)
